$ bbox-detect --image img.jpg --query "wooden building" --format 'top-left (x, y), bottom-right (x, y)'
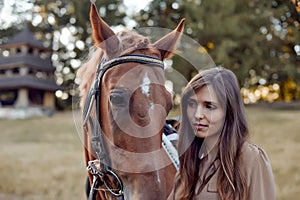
top-left (0, 26), bottom-right (62, 119)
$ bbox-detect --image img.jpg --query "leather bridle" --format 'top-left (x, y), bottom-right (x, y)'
top-left (82, 54), bottom-right (165, 199)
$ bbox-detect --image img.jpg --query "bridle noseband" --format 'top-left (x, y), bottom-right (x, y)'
top-left (83, 54), bottom-right (164, 199)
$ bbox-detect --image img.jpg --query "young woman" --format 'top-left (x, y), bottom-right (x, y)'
top-left (168, 67), bottom-right (275, 200)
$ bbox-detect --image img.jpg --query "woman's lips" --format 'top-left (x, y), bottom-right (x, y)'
top-left (193, 123), bottom-right (208, 130)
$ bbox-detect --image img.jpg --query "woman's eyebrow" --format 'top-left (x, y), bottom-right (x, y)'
top-left (187, 96), bottom-right (197, 101)
top-left (189, 95), bottom-right (219, 105)
top-left (204, 100), bottom-right (219, 105)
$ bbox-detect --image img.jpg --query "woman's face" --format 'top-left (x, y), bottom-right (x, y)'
top-left (186, 84), bottom-right (225, 140)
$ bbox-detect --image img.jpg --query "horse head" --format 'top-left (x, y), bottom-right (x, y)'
top-left (78, 3), bottom-right (184, 199)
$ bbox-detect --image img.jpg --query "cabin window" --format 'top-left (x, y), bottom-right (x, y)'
top-left (28, 47), bottom-right (33, 54)
top-left (0, 90), bottom-right (18, 106)
top-left (12, 68), bottom-right (20, 74)
top-left (29, 89), bottom-right (44, 105)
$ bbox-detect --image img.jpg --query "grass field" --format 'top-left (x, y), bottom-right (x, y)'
top-left (0, 107), bottom-right (299, 200)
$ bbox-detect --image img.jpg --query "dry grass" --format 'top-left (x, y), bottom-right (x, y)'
top-left (0, 111), bottom-right (87, 200)
top-left (246, 107), bottom-right (300, 200)
top-left (0, 107), bottom-right (299, 199)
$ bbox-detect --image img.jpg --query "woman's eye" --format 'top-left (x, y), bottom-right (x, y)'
top-left (110, 93), bottom-right (126, 107)
top-left (187, 100), bottom-right (197, 108)
top-left (206, 103), bottom-right (217, 110)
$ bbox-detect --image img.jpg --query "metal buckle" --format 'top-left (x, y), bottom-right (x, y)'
top-left (87, 162), bottom-right (124, 197)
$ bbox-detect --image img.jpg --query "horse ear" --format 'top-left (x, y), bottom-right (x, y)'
top-left (153, 19), bottom-right (185, 60)
top-left (90, 3), bottom-right (120, 57)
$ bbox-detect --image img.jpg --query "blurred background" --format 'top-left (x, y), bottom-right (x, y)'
top-left (0, 0), bottom-right (299, 199)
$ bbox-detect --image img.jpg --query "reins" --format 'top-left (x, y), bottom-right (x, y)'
top-left (83, 54), bottom-right (165, 199)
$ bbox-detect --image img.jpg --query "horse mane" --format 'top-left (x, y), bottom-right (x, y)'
top-left (77, 29), bottom-right (156, 107)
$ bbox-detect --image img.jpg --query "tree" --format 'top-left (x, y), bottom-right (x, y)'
top-left (32, 0), bottom-right (127, 109)
top-left (135, 0), bottom-right (300, 101)
top-left (2, 0), bottom-right (299, 106)
top-left (0, 0), bottom-right (127, 109)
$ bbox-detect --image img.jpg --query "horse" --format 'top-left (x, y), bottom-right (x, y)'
top-left (77, 3), bottom-right (184, 200)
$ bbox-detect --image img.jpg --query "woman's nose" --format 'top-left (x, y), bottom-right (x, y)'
top-left (195, 105), bottom-right (204, 119)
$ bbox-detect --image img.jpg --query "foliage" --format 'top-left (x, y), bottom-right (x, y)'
top-left (0, 0), bottom-right (299, 108)
top-left (32, 0), bottom-right (126, 108)
top-left (0, 0), bottom-right (126, 109)
top-left (135, 0), bottom-right (300, 101)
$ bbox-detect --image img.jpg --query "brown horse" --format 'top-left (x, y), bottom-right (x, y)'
top-left (77, 3), bottom-right (184, 200)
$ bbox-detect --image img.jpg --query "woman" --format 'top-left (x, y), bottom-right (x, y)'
top-left (168, 67), bottom-right (275, 200)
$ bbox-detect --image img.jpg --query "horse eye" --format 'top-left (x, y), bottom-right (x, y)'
top-left (110, 92), bottom-right (126, 107)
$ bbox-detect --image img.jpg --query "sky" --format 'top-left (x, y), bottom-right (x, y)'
top-left (0, 0), bottom-right (152, 30)
top-left (0, 0), bottom-right (33, 29)
top-left (124, 0), bottom-right (151, 13)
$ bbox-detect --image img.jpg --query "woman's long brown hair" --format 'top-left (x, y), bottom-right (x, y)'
top-left (174, 67), bottom-right (248, 200)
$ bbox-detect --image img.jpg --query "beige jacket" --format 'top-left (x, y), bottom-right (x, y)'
top-left (167, 142), bottom-right (276, 200)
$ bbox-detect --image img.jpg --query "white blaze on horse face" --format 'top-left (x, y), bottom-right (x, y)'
top-left (141, 72), bottom-right (156, 111)
top-left (141, 72), bottom-right (150, 97)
